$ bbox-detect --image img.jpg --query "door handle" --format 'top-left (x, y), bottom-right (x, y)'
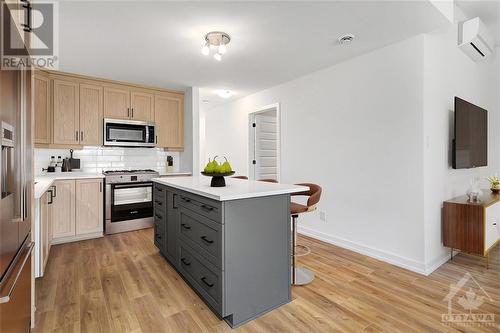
top-left (100, 182), bottom-right (102, 193)
top-left (51, 185), bottom-right (57, 197)
top-left (200, 236), bottom-right (214, 244)
top-left (131, 108), bottom-right (134, 118)
top-left (48, 190), bottom-right (53, 205)
top-left (75, 131), bottom-right (78, 141)
top-left (127, 108), bottom-right (130, 118)
top-left (200, 277), bottom-right (214, 288)
top-left (80, 131), bottom-right (84, 142)
top-left (0, 242), bottom-right (34, 304)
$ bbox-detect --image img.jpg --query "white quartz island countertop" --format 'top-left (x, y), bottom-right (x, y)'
top-left (152, 176), bottom-right (308, 201)
top-left (34, 172), bottom-right (105, 199)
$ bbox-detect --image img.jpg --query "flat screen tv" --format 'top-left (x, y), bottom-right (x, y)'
top-left (453, 97), bottom-right (487, 169)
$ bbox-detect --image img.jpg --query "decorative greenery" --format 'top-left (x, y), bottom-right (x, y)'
top-left (486, 175), bottom-right (500, 189)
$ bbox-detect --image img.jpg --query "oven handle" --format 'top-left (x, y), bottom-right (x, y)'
top-left (112, 182), bottom-right (153, 189)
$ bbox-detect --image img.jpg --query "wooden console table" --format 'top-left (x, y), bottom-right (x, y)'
top-left (443, 192), bottom-right (500, 268)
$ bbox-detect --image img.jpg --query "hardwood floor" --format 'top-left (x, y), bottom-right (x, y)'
top-left (33, 228), bottom-right (499, 333)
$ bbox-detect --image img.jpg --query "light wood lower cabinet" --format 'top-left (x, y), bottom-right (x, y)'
top-left (51, 178), bottom-right (103, 244)
top-left (51, 180), bottom-right (76, 239)
top-left (75, 179), bottom-right (104, 234)
top-left (40, 190), bottom-right (53, 275)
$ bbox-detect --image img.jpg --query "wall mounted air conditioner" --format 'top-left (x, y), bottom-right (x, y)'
top-left (458, 17), bottom-right (494, 62)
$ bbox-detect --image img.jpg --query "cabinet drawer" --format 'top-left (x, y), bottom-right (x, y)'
top-left (153, 186), bottom-right (166, 212)
top-left (178, 242), bottom-right (222, 314)
top-left (178, 193), bottom-right (222, 222)
top-left (179, 207), bottom-right (222, 268)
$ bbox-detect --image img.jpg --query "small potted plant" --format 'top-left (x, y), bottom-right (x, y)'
top-left (486, 174), bottom-right (500, 194)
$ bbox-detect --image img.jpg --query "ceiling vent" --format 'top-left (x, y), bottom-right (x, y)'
top-left (458, 17), bottom-right (494, 62)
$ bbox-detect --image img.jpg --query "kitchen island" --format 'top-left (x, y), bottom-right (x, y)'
top-left (152, 176), bottom-right (307, 328)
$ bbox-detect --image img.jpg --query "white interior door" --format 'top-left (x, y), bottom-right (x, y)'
top-left (252, 114), bottom-right (278, 180)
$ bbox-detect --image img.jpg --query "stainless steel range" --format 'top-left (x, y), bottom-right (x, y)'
top-left (104, 169), bottom-right (159, 234)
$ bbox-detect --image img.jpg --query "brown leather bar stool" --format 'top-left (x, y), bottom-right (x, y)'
top-left (232, 175), bottom-right (248, 180)
top-left (291, 183), bottom-right (322, 285)
top-left (258, 178), bottom-right (278, 183)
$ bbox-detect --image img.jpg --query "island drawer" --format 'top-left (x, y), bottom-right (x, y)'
top-left (178, 206), bottom-right (222, 268)
top-left (178, 193), bottom-right (222, 222)
top-left (178, 242), bottom-right (222, 315)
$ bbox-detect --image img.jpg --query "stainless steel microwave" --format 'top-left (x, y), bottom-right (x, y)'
top-left (103, 118), bottom-right (155, 147)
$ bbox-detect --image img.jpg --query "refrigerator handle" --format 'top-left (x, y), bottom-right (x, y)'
top-left (0, 241), bottom-right (34, 304)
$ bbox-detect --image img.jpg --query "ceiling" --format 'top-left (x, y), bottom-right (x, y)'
top-left (456, 0), bottom-right (500, 45)
top-left (57, 1), bottom-right (450, 106)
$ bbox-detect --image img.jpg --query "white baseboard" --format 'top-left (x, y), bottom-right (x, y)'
top-left (297, 226), bottom-right (428, 275)
top-left (424, 249), bottom-right (457, 275)
top-left (50, 232), bottom-right (103, 245)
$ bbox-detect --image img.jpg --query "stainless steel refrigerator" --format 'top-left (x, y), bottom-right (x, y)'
top-left (0, 46), bottom-right (34, 333)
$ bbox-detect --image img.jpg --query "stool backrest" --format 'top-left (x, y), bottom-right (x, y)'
top-left (258, 178), bottom-right (278, 183)
top-left (292, 183), bottom-right (322, 209)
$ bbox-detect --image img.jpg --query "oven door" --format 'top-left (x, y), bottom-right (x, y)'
top-left (104, 119), bottom-right (155, 147)
top-left (110, 182), bottom-right (153, 222)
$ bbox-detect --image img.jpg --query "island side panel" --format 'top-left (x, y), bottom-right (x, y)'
top-left (223, 194), bottom-right (291, 328)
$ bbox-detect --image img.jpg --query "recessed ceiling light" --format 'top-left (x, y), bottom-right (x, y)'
top-left (215, 90), bottom-right (233, 98)
top-left (337, 34), bottom-right (355, 45)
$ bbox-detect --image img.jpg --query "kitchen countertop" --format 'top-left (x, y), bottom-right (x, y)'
top-left (152, 176), bottom-right (308, 201)
top-left (34, 172), bottom-right (104, 199)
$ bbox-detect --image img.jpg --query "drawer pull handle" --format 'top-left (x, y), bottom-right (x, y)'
top-left (493, 222), bottom-right (497, 226)
top-left (156, 188), bottom-right (163, 192)
top-left (181, 258), bottom-right (191, 266)
top-left (155, 200), bottom-right (163, 205)
top-left (201, 277), bottom-right (214, 288)
top-left (181, 223), bottom-right (191, 230)
top-left (155, 214), bottom-right (162, 219)
top-left (182, 197), bottom-right (191, 203)
top-left (200, 236), bottom-right (214, 244)
top-left (201, 204), bottom-right (214, 211)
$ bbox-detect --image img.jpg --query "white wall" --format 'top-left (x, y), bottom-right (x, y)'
top-left (422, 11), bottom-right (500, 272)
top-left (205, 36), bottom-right (428, 272)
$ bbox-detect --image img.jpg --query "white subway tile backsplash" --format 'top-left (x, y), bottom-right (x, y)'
top-left (34, 147), bottom-right (180, 176)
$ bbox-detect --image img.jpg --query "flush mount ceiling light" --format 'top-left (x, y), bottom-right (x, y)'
top-left (337, 33), bottom-right (355, 45)
top-left (215, 90), bottom-right (233, 98)
top-left (201, 31), bottom-right (231, 61)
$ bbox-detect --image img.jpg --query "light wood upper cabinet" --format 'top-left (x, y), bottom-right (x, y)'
top-left (79, 83), bottom-right (103, 145)
top-left (53, 79), bottom-right (79, 145)
top-left (75, 179), bottom-right (103, 235)
top-left (155, 94), bottom-right (184, 149)
top-left (104, 86), bottom-right (130, 120)
top-left (34, 74), bottom-right (51, 144)
top-left (51, 180), bottom-right (76, 239)
top-left (130, 91), bottom-right (154, 122)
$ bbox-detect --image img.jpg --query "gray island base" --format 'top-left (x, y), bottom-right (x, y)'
top-left (152, 176), bottom-right (307, 328)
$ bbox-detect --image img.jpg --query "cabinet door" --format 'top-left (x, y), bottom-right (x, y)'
top-left (130, 91), bottom-right (154, 122)
top-left (75, 179), bottom-right (103, 235)
top-left (79, 83), bottom-right (103, 145)
top-left (34, 74), bottom-right (51, 144)
top-left (53, 79), bottom-right (80, 145)
top-left (104, 86), bottom-right (130, 120)
top-left (40, 191), bottom-right (49, 273)
top-left (166, 191), bottom-right (179, 263)
top-left (154, 94), bottom-right (184, 149)
top-left (51, 180), bottom-right (76, 239)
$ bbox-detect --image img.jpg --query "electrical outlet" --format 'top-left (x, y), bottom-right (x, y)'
top-left (319, 210), bottom-right (326, 222)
